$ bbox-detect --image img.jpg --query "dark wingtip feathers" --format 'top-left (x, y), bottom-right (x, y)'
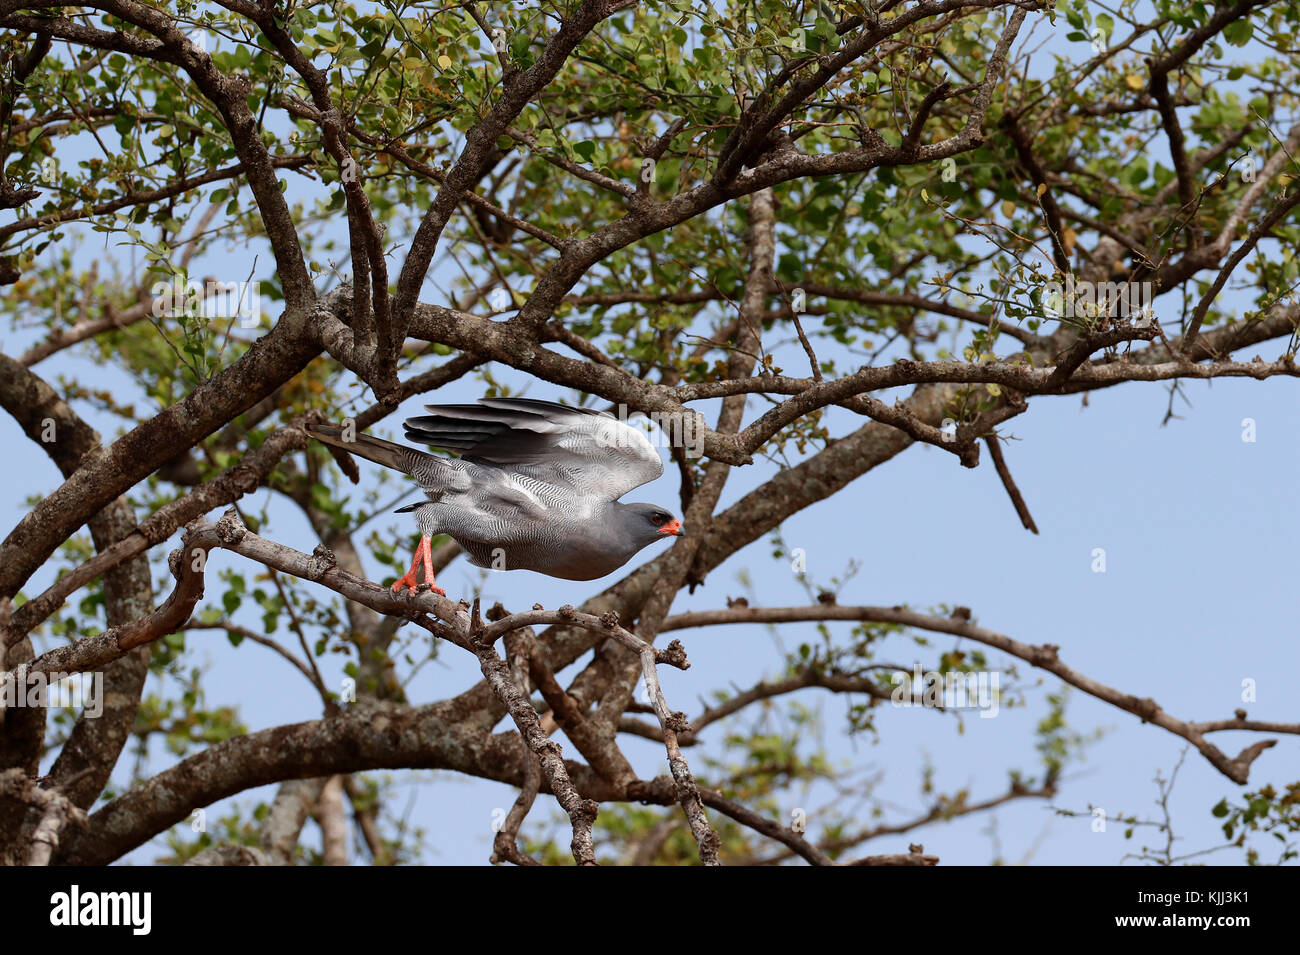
top-left (402, 397), bottom-right (608, 456)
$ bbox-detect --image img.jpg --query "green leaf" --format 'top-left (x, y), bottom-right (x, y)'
top-left (1223, 19), bottom-right (1252, 47)
top-left (510, 33), bottom-right (531, 67)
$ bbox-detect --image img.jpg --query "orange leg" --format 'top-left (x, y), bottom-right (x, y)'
top-left (421, 537), bottom-right (436, 592)
top-left (392, 535), bottom-right (446, 596)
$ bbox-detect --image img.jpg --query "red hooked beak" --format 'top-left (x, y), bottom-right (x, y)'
top-left (658, 518), bottom-right (684, 537)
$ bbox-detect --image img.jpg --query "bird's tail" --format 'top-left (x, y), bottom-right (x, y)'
top-left (305, 423), bottom-right (422, 474)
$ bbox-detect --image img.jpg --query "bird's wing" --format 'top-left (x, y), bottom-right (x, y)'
top-left (403, 397), bottom-right (663, 502)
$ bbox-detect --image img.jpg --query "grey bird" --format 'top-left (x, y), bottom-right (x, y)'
top-left (306, 398), bottom-right (683, 595)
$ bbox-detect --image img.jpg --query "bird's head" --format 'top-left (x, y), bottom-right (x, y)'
top-left (620, 502), bottom-right (684, 549)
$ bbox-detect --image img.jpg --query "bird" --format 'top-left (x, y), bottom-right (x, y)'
top-left (305, 397), bottom-right (684, 596)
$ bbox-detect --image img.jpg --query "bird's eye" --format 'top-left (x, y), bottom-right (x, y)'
top-left (651, 512), bottom-right (667, 524)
